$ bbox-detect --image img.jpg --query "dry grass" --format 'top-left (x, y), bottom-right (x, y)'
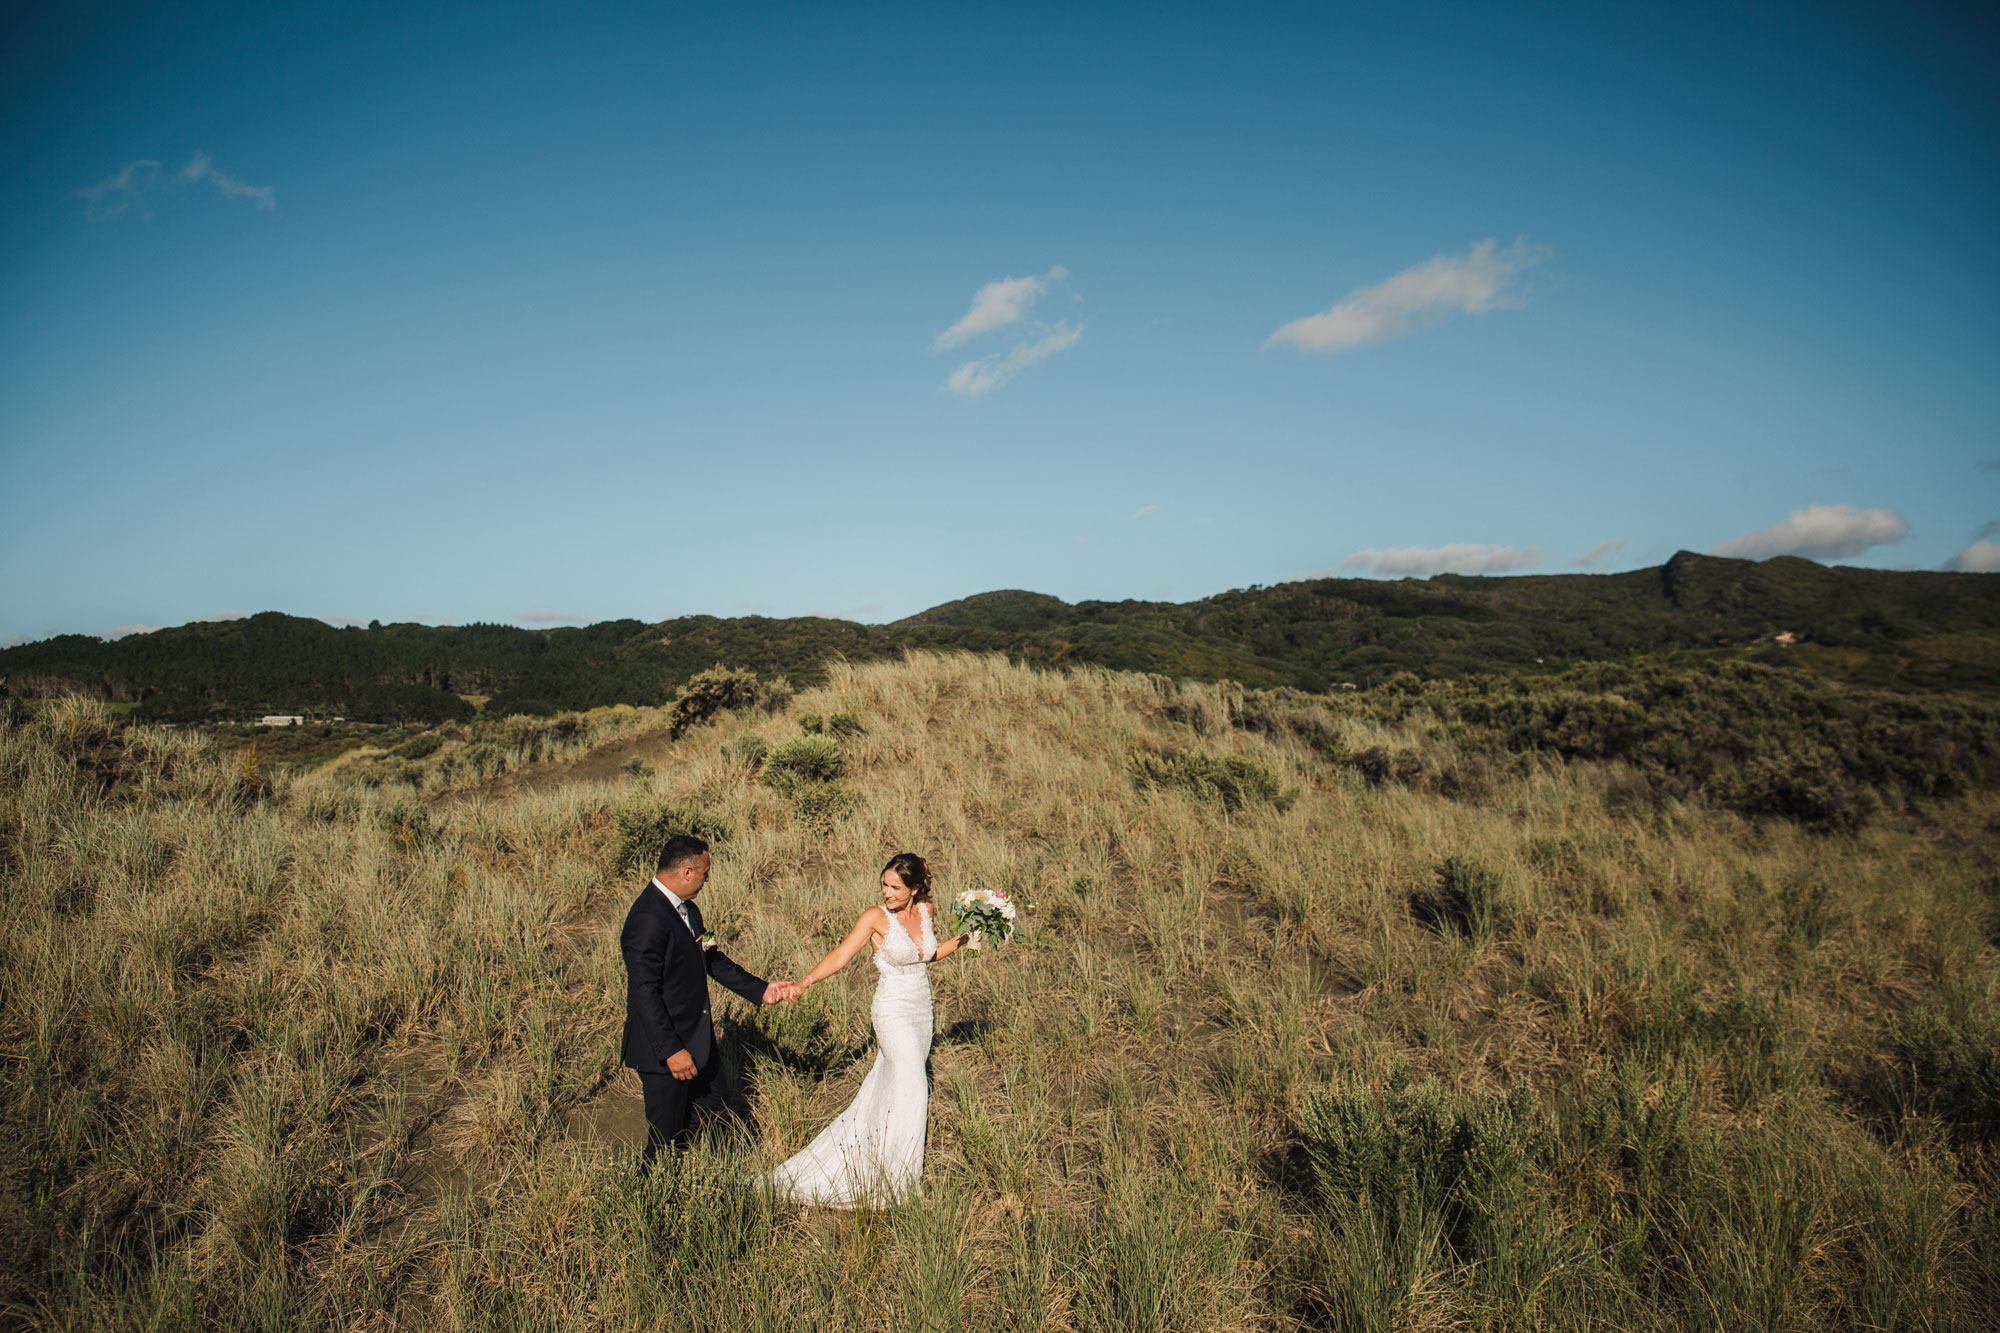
top-left (3, 655), bottom-right (1998, 1330)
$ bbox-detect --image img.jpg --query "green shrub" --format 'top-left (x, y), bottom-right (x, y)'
top-left (1349, 658), bottom-right (2000, 831)
top-left (1349, 744), bottom-right (1424, 787)
top-left (390, 732), bottom-right (444, 761)
top-left (667, 666), bottom-right (760, 738)
top-left (1884, 1005), bottom-right (2000, 1140)
top-left (1410, 855), bottom-right (1505, 941)
top-left (1296, 1066), bottom-right (1563, 1317)
top-left (798, 712), bottom-right (825, 735)
top-left (1570, 1061), bottom-right (1719, 1289)
top-left (1129, 750), bottom-right (1295, 812)
top-left (611, 801), bottom-right (733, 876)
top-left (761, 736), bottom-right (843, 796)
top-left (790, 781), bottom-right (857, 836)
top-left (1714, 753), bottom-right (1877, 833)
top-left (728, 735), bottom-right (769, 771)
top-left (827, 711), bottom-right (864, 738)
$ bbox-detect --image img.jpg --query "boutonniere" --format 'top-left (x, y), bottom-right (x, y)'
top-left (695, 932), bottom-right (717, 952)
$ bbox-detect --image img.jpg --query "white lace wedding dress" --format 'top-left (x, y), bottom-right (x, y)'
top-left (761, 903), bottom-right (936, 1208)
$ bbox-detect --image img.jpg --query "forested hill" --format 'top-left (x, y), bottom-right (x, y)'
top-left (5, 552), bottom-right (1998, 723)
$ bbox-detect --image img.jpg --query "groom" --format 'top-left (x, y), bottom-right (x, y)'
top-left (620, 834), bottom-right (791, 1163)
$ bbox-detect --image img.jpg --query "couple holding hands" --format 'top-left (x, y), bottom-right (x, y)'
top-left (619, 836), bottom-right (976, 1207)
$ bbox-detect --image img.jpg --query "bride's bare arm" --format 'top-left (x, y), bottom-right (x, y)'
top-left (796, 907), bottom-right (886, 990)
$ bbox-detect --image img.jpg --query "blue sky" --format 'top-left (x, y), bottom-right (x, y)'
top-left (4, 0), bottom-right (1996, 641)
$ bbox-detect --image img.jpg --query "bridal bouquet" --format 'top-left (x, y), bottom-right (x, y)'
top-left (951, 889), bottom-right (1017, 950)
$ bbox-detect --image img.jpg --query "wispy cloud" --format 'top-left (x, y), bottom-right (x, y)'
top-left (75, 160), bottom-right (162, 220)
top-left (1567, 539), bottom-right (1626, 568)
top-left (944, 323), bottom-right (1082, 399)
top-left (1712, 503), bottom-right (1907, 561)
top-left (0, 634), bottom-right (33, 649)
top-left (1943, 541), bottom-right (2000, 573)
top-left (75, 152), bottom-right (274, 219)
top-left (1341, 543), bottom-right (1542, 577)
top-left (934, 266), bottom-right (1067, 350)
top-left (1266, 238), bottom-right (1547, 354)
top-left (103, 624), bottom-right (162, 640)
top-left (1129, 504), bottom-right (1158, 520)
top-left (176, 151), bottom-right (276, 210)
top-left (933, 266), bottom-right (1080, 398)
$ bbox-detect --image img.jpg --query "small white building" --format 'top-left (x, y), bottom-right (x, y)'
top-left (259, 715), bottom-right (306, 727)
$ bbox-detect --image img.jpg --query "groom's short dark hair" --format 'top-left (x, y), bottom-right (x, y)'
top-left (657, 834), bottom-right (709, 873)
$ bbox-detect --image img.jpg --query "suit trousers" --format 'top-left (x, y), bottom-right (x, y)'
top-left (637, 1061), bottom-right (728, 1163)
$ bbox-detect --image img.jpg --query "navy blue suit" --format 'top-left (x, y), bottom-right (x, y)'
top-left (619, 883), bottom-right (768, 1158)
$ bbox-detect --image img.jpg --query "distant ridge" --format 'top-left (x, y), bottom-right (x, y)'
top-left (5, 554), bottom-right (1998, 723)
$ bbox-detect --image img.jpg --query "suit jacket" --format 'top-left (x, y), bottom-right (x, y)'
top-left (619, 884), bottom-right (769, 1074)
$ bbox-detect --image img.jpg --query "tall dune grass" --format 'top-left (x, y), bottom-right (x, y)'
top-left (3, 655), bottom-right (1997, 1329)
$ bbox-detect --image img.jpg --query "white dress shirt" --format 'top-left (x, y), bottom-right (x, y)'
top-left (651, 876), bottom-right (696, 937)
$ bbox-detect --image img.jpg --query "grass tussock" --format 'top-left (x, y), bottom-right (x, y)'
top-left (3, 655), bottom-right (1999, 1329)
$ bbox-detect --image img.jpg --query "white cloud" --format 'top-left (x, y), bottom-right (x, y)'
top-left (1567, 539), bottom-right (1626, 568)
top-left (944, 323), bottom-right (1082, 399)
top-left (176, 151), bottom-right (276, 210)
top-left (934, 266), bottom-right (1068, 351)
top-left (1129, 504), bottom-right (1158, 520)
top-left (75, 152), bottom-right (273, 219)
top-left (75, 159), bottom-right (162, 220)
top-left (1943, 541), bottom-right (2000, 573)
top-left (1712, 503), bottom-right (1908, 561)
top-left (1341, 544), bottom-right (1543, 577)
top-left (102, 624), bottom-right (162, 640)
top-left (1, 633), bottom-right (35, 649)
top-left (1266, 238), bottom-right (1547, 354)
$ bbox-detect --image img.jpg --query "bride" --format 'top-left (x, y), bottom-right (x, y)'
top-left (759, 852), bottom-right (973, 1207)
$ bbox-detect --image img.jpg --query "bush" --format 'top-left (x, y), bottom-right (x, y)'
top-left (611, 802), bottom-right (733, 876)
top-left (827, 711), bottom-right (864, 738)
top-left (1350, 745), bottom-right (1424, 787)
top-left (391, 732), bottom-right (444, 761)
top-left (1410, 855), bottom-right (1505, 941)
top-left (1129, 751), bottom-right (1295, 812)
top-left (1714, 753), bottom-right (1877, 833)
top-left (667, 666), bottom-right (760, 738)
top-left (761, 736), bottom-right (843, 797)
top-left (790, 781), bottom-right (857, 836)
top-left (1297, 1067), bottom-right (1561, 1317)
top-left (798, 712), bottom-right (825, 735)
top-left (728, 735), bottom-right (769, 772)
top-left (1883, 1006), bottom-right (2000, 1140)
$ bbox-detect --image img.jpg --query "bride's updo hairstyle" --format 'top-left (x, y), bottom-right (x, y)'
top-left (881, 852), bottom-right (933, 904)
